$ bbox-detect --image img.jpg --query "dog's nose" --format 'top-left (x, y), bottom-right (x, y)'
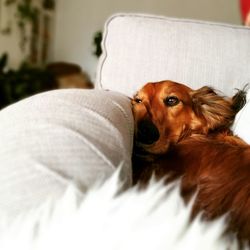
top-left (137, 120), bottom-right (160, 144)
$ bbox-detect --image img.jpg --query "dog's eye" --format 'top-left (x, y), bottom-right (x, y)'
top-left (164, 96), bottom-right (179, 106)
top-left (134, 97), bottom-right (142, 103)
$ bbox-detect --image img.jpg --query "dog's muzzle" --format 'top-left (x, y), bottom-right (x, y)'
top-left (136, 120), bottom-right (160, 145)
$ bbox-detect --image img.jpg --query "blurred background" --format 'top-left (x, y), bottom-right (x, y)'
top-left (0, 0), bottom-right (249, 109)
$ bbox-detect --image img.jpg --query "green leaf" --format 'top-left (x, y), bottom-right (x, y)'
top-left (0, 53), bottom-right (8, 72)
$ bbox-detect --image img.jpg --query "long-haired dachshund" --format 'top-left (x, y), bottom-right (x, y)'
top-left (132, 80), bottom-right (249, 244)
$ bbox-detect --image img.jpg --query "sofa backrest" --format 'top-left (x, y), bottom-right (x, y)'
top-left (96, 13), bottom-right (250, 97)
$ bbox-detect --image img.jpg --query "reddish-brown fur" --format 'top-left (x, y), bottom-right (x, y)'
top-left (132, 80), bottom-right (249, 244)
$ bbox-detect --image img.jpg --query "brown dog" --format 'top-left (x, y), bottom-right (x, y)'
top-left (132, 80), bottom-right (249, 243)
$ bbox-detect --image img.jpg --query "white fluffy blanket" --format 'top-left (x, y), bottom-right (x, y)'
top-left (0, 172), bottom-right (242, 250)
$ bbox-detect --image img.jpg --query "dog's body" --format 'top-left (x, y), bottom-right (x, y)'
top-left (132, 80), bottom-right (249, 243)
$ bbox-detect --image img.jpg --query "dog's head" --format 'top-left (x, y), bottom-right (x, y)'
top-left (132, 80), bottom-right (246, 154)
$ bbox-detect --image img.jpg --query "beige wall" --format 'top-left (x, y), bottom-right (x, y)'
top-left (0, 32), bottom-right (23, 69)
top-left (0, 3), bottom-right (25, 69)
top-left (1, 0), bottom-right (242, 72)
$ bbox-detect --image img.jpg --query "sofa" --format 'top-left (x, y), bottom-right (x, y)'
top-left (0, 13), bottom-right (250, 249)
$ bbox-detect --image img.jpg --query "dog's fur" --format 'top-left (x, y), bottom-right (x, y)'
top-left (0, 172), bottom-right (239, 250)
top-left (132, 80), bottom-right (249, 244)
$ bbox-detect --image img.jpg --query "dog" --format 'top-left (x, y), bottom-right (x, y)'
top-left (132, 80), bottom-right (249, 244)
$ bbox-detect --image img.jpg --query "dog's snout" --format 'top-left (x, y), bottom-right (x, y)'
top-left (137, 120), bottom-right (160, 145)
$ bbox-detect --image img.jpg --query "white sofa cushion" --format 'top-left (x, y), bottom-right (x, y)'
top-left (0, 89), bottom-right (133, 218)
top-left (97, 13), bottom-right (250, 97)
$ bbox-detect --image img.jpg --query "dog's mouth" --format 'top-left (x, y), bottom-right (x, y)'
top-left (133, 143), bottom-right (146, 155)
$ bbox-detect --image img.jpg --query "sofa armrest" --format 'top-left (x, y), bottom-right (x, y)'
top-left (0, 89), bottom-right (133, 218)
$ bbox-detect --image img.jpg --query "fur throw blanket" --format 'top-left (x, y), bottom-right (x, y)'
top-left (0, 172), bottom-right (241, 250)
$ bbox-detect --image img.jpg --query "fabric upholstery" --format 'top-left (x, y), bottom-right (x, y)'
top-left (0, 89), bottom-right (133, 218)
top-left (97, 13), bottom-right (250, 97)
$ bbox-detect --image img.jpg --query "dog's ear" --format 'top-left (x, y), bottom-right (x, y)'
top-left (231, 86), bottom-right (247, 114)
top-left (191, 86), bottom-right (237, 131)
